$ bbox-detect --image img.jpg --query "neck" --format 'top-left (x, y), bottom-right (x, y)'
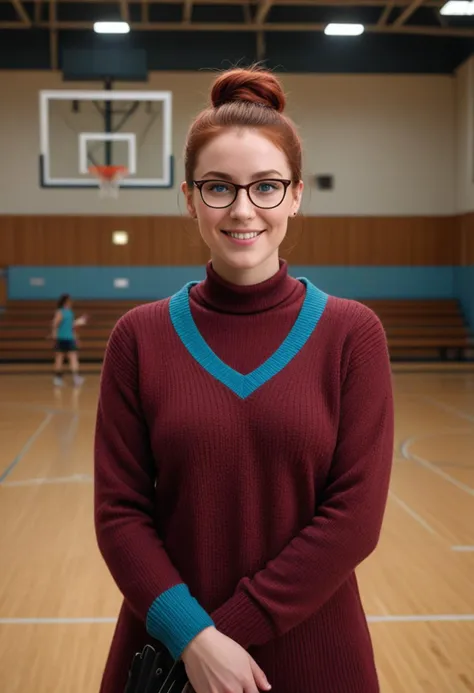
top-left (191, 258), bottom-right (302, 315)
top-left (210, 254), bottom-right (281, 287)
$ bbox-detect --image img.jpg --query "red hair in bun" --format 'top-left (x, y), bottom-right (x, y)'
top-left (211, 67), bottom-right (286, 112)
top-left (184, 65), bottom-right (301, 185)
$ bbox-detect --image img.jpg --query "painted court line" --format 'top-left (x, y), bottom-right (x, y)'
top-left (2, 615), bottom-right (474, 625)
top-left (388, 491), bottom-right (438, 536)
top-left (0, 617), bottom-right (117, 625)
top-left (0, 412), bottom-right (54, 484)
top-left (421, 395), bottom-right (474, 424)
top-left (0, 401), bottom-right (97, 416)
top-left (1, 473), bottom-right (92, 487)
top-left (366, 614), bottom-right (474, 623)
top-left (401, 436), bottom-right (474, 498)
top-left (451, 546), bottom-right (474, 552)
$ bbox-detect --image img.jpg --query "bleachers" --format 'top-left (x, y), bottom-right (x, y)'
top-left (0, 300), bottom-right (144, 363)
top-left (362, 298), bottom-right (471, 360)
top-left (0, 297), bottom-right (471, 364)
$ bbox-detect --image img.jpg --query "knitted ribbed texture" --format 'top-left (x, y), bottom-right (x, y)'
top-left (146, 584), bottom-right (214, 660)
top-left (94, 260), bottom-right (394, 693)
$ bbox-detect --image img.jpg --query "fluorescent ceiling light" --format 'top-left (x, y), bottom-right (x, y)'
top-left (94, 21), bottom-right (130, 33)
top-left (440, 0), bottom-right (474, 13)
top-left (324, 23), bottom-right (365, 35)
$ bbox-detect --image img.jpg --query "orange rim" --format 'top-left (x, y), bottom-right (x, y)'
top-left (88, 165), bottom-right (128, 181)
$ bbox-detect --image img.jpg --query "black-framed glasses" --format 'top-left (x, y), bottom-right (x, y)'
top-left (193, 178), bottom-right (292, 210)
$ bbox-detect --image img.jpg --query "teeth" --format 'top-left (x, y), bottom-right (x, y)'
top-left (228, 232), bottom-right (260, 240)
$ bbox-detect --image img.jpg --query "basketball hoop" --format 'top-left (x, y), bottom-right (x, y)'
top-left (89, 165), bottom-right (128, 198)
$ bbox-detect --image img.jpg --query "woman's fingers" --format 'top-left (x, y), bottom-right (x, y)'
top-left (249, 657), bottom-right (271, 691)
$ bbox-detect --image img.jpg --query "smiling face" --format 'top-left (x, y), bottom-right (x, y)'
top-left (182, 128), bottom-right (303, 285)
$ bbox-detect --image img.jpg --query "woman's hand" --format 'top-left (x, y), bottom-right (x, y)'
top-left (181, 627), bottom-right (271, 693)
top-left (75, 314), bottom-right (88, 327)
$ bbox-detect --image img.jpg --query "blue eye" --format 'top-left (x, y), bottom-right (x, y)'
top-left (255, 181), bottom-right (281, 194)
top-left (209, 183), bottom-right (229, 194)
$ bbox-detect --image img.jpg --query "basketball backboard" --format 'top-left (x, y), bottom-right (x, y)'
top-left (39, 89), bottom-right (173, 190)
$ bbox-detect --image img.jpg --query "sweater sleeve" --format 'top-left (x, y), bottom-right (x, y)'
top-left (94, 311), bottom-right (214, 659)
top-left (210, 305), bottom-right (394, 649)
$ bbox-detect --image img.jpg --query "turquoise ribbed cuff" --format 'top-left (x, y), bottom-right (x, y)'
top-left (146, 584), bottom-right (215, 660)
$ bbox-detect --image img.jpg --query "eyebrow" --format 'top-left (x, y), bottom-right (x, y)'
top-left (199, 170), bottom-right (284, 181)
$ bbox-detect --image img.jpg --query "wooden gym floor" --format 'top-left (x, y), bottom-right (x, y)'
top-left (0, 370), bottom-right (473, 693)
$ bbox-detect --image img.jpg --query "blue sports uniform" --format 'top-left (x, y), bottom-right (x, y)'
top-left (55, 308), bottom-right (77, 352)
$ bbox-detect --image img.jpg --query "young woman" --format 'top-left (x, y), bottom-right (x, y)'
top-left (52, 294), bottom-right (86, 387)
top-left (94, 66), bottom-right (394, 693)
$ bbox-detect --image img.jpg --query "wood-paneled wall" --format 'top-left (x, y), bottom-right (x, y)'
top-left (0, 214), bottom-right (465, 266)
top-left (283, 216), bottom-right (458, 265)
top-left (0, 271), bottom-right (6, 307)
top-left (458, 212), bottom-right (474, 264)
top-left (0, 217), bottom-right (210, 267)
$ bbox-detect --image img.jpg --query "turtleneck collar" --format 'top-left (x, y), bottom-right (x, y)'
top-left (191, 260), bottom-right (303, 315)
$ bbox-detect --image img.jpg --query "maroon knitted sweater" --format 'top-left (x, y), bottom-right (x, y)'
top-left (94, 260), bottom-right (394, 693)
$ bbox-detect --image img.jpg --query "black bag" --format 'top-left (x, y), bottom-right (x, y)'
top-left (124, 644), bottom-right (189, 693)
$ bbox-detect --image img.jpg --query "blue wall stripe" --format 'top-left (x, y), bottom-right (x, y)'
top-left (8, 266), bottom-right (206, 301)
top-left (454, 266), bottom-right (474, 331)
top-left (8, 265), bottom-right (456, 301)
top-left (291, 266), bottom-right (455, 300)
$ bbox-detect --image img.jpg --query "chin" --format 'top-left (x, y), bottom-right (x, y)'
top-left (220, 249), bottom-right (271, 269)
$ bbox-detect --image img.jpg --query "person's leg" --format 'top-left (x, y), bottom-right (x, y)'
top-left (69, 350), bottom-right (84, 386)
top-left (54, 352), bottom-right (64, 386)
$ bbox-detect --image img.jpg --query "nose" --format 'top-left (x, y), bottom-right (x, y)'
top-left (229, 188), bottom-right (255, 220)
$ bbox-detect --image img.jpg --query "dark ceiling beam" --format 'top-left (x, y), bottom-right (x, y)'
top-left (0, 0), bottom-right (447, 6)
top-left (183, 0), bottom-right (193, 22)
top-left (242, 0), bottom-right (251, 22)
top-left (11, 0), bottom-right (31, 25)
top-left (1, 19), bottom-right (472, 36)
top-left (255, 0), bottom-right (273, 23)
top-left (49, 0), bottom-right (58, 69)
top-left (120, 0), bottom-right (130, 21)
top-left (378, 0), bottom-right (395, 25)
top-left (34, 0), bottom-right (42, 22)
top-left (392, 0), bottom-right (426, 25)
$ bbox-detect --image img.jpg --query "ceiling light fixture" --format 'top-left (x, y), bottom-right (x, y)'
top-left (94, 21), bottom-right (131, 34)
top-left (324, 23), bottom-right (365, 36)
top-left (440, 0), bottom-right (474, 13)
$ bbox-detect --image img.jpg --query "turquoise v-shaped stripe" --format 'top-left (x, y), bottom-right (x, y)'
top-left (169, 278), bottom-right (329, 399)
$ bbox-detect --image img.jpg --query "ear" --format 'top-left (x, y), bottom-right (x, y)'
top-left (181, 181), bottom-right (197, 218)
top-left (290, 180), bottom-right (304, 217)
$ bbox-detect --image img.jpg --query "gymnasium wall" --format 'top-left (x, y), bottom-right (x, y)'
top-left (0, 70), bottom-right (455, 216)
top-left (1, 67), bottom-right (473, 327)
top-left (455, 214), bottom-right (474, 329)
top-left (455, 56), bottom-right (474, 213)
top-left (0, 269), bottom-right (6, 307)
top-left (3, 215), bottom-right (461, 303)
top-left (454, 58), bottom-right (474, 328)
top-left (1, 214), bottom-right (460, 301)
top-left (0, 215), bottom-right (457, 266)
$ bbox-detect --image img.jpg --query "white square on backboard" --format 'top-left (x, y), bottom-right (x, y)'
top-left (79, 133), bottom-right (137, 175)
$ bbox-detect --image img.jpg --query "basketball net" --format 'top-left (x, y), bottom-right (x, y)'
top-left (89, 165), bottom-right (128, 199)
